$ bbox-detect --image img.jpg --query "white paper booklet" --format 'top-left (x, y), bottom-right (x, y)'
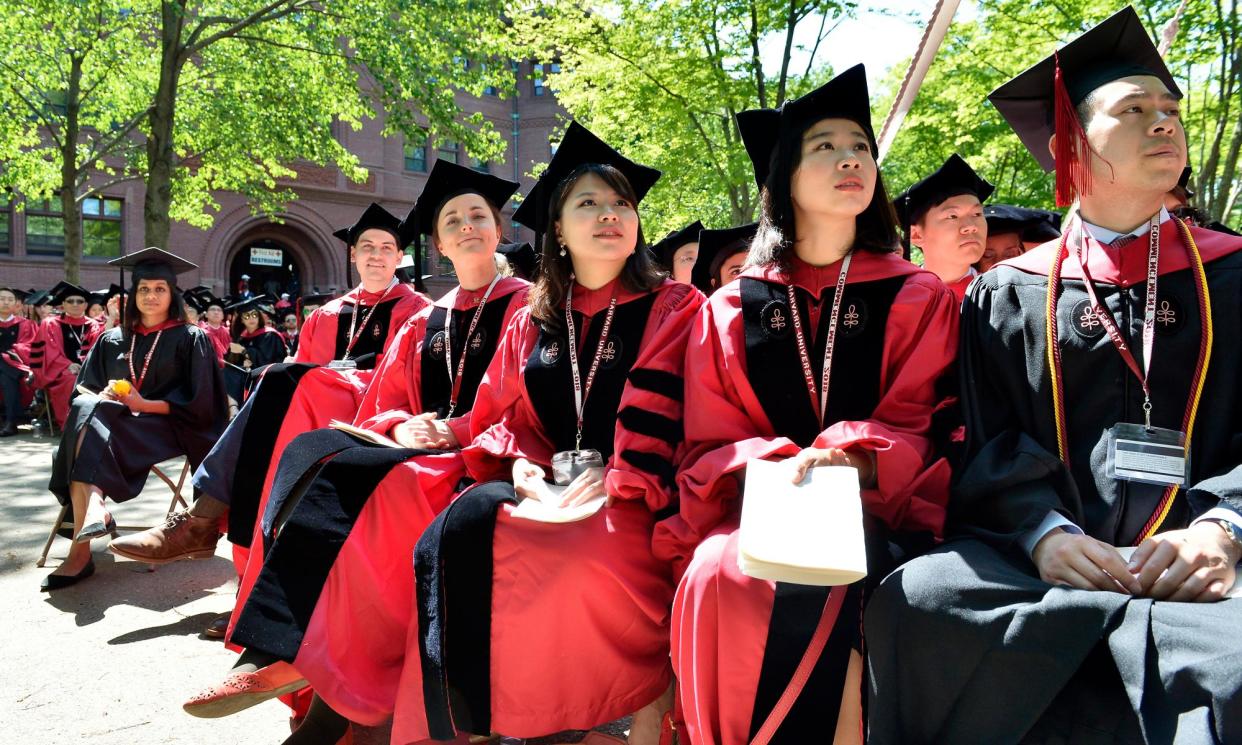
top-left (738, 459), bottom-right (868, 586)
top-left (509, 482), bottom-right (607, 524)
top-left (329, 419), bottom-right (404, 449)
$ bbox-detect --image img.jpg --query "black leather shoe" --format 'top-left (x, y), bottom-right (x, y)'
top-left (75, 514), bottom-right (116, 543)
top-left (40, 560), bottom-right (95, 591)
top-left (0, 422), bottom-right (16, 437)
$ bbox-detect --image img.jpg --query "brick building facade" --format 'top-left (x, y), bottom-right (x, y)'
top-left (0, 62), bottom-right (564, 299)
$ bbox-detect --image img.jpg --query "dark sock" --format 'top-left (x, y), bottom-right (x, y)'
top-left (230, 647), bottom-right (279, 675)
top-left (282, 694), bottom-right (349, 745)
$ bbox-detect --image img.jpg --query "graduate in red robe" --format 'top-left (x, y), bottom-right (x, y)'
top-left (0, 287), bottom-right (36, 435)
top-left (32, 282), bottom-right (100, 429)
top-left (650, 220), bottom-right (703, 285)
top-left (651, 65), bottom-right (957, 745)
top-left (109, 203), bottom-right (428, 572)
top-left (866, 10), bottom-right (1242, 742)
top-left (893, 154), bottom-right (994, 304)
top-left (376, 122), bottom-right (703, 745)
top-left (183, 161), bottom-right (529, 741)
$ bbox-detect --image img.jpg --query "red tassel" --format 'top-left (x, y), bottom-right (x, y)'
top-left (1053, 53), bottom-right (1093, 207)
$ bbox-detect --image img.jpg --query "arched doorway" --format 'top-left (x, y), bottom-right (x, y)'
top-left (228, 238), bottom-right (303, 301)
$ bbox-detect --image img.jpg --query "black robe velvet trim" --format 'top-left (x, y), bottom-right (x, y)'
top-left (416, 480), bottom-right (518, 740)
top-left (334, 298), bottom-right (399, 362)
top-left (58, 321), bottom-right (86, 362)
top-left (418, 299), bottom-right (510, 419)
top-left (204, 362), bottom-right (320, 545)
top-left (230, 428), bottom-right (427, 660)
top-left (617, 406), bottom-right (683, 446)
top-left (524, 294), bottom-right (657, 458)
top-left (627, 368), bottom-right (685, 402)
top-left (619, 449), bottom-right (676, 490)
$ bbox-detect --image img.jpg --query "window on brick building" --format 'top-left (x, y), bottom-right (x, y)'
top-left (404, 130), bottom-right (428, 172)
top-left (471, 157), bottom-right (489, 174)
top-left (81, 195), bottom-right (123, 258)
top-left (533, 64), bottom-right (545, 96)
top-left (26, 194), bottom-right (122, 258)
top-left (437, 139), bottom-right (459, 164)
top-left (0, 194), bottom-right (10, 254)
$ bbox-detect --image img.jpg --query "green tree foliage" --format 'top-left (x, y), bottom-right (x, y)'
top-left (513, 0), bottom-right (853, 236)
top-left (0, 0), bottom-right (514, 274)
top-left (883, 0), bottom-right (1241, 225)
top-left (0, 1), bottom-right (155, 282)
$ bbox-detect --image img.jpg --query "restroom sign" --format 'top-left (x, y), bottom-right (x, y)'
top-left (250, 247), bottom-right (283, 267)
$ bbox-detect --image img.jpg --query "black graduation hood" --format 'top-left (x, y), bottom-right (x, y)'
top-left (691, 223), bottom-right (758, 294)
top-left (511, 121), bottom-right (661, 234)
top-left (737, 64), bottom-right (875, 188)
top-left (403, 160), bottom-right (520, 240)
top-left (893, 154), bottom-right (995, 228)
top-left (988, 6), bottom-right (1181, 173)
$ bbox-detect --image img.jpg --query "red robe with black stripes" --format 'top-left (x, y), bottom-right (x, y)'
top-left (385, 278), bottom-right (703, 742)
top-left (232, 278), bottom-right (528, 723)
top-left (0, 315), bottom-right (36, 412)
top-left (225, 282), bottom-right (430, 629)
top-left (651, 251), bottom-right (956, 745)
top-left (34, 315), bottom-right (99, 428)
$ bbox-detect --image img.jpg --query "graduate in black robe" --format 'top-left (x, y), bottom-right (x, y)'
top-left (221, 296), bottom-right (287, 402)
top-left (42, 248), bottom-right (227, 591)
top-left (865, 9), bottom-right (1242, 743)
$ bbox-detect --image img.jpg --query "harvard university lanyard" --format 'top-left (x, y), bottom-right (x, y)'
top-left (343, 280), bottom-right (394, 361)
top-left (565, 280), bottom-right (618, 452)
top-left (1045, 216), bottom-right (1214, 542)
top-left (443, 274), bottom-right (500, 419)
top-left (787, 252), bottom-right (852, 429)
top-left (127, 329), bottom-right (164, 392)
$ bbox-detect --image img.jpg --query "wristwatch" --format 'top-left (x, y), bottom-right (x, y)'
top-left (1206, 518), bottom-right (1242, 552)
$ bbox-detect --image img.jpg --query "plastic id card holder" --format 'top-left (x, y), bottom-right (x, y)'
top-left (327, 359), bottom-right (357, 370)
top-left (1107, 423), bottom-right (1188, 486)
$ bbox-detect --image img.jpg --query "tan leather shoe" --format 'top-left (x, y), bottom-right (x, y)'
top-left (107, 510), bottom-right (220, 564)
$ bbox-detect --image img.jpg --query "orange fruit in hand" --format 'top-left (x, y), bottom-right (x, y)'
top-left (111, 379), bottom-right (132, 396)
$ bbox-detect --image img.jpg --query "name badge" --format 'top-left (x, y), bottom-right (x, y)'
top-left (1108, 423), bottom-right (1188, 486)
top-left (327, 359), bottom-right (357, 370)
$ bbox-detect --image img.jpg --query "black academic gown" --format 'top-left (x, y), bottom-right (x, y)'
top-left (49, 321), bottom-right (227, 505)
top-left (865, 221), bottom-right (1242, 744)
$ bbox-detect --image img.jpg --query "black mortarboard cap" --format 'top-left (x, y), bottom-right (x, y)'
top-left (28, 290), bottom-right (52, 307)
top-left (190, 287), bottom-right (225, 309)
top-left (331, 203), bottom-right (407, 249)
top-left (48, 281), bottom-right (91, 305)
top-left (893, 154), bottom-right (995, 228)
top-left (988, 7), bottom-right (1180, 205)
top-left (737, 64), bottom-right (875, 188)
top-left (512, 121), bottom-right (662, 235)
top-left (403, 160), bottom-right (520, 240)
top-left (649, 220), bottom-right (704, 269)
top-left (109, 247), bottom-right (197, 284)
top-left (984, 204), bottom-right (1062, 243)
top-left (225, 294), bottom-right (277, 317)
top-left (692, 223), bottom-right (758, 294)
top-left (496, 241), bottom-right (539, 281)
top-left (181, 289), bottom-right (207, 313)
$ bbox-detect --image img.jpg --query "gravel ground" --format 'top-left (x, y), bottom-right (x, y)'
top-left (1, 429), bottom-right (289, 744)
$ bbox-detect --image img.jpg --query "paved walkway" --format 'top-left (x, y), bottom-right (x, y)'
top-left (1, 430), bottom-right (289, 744)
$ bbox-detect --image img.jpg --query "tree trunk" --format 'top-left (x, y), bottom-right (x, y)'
top-left (61, 55), bottom-right (84, 284)
top-left (144, 0), bottom-right (185, 250)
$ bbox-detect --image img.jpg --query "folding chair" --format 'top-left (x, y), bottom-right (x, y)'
top-left (35, 458), bottom-right (192, 568)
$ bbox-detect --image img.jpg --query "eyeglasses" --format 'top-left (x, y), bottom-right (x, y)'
top-left (62, 298), bottom-right (87, 305)
top-left (241, 311), bottom-right (260, 320)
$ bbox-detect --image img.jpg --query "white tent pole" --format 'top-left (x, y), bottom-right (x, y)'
top-left (877, 0), bottom-right (963, 163)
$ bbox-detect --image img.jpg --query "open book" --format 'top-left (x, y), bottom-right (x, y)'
top-left (509, 481), bottom-right (608, 524)
top-left (329, 419), bottom-right (404, 449)
top-left (738, 459), bottom-right (868, 586)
